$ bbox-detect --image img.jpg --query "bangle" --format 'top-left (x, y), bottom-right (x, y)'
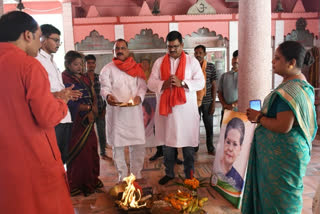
top-left (256, 113), bottom-right (264, 123)
top-left (87, 105), bottom-right (91, 111)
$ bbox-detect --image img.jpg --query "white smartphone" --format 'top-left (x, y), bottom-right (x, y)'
top-left (249, 99), bottom-right (261, 111)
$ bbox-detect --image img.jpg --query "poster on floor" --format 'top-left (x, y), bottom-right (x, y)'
top-left (211, 110), bottom-right (255, 208)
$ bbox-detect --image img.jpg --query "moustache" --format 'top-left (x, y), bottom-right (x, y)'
top-left (169, 51), bottom-right (176, 54)
top-left (117, 53), bottom-right (123, 56)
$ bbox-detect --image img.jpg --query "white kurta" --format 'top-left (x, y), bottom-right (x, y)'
top-left (100, 62), bottom-right (147, 147)
top-left (147, 54), bottom-right (205, 148)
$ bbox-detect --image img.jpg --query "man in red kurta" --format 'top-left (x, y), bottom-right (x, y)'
top-left (0, 11), bottom-right (74, 214)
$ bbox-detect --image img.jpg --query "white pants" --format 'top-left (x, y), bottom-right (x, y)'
top-left (112, 144), bottom-right (145, 181)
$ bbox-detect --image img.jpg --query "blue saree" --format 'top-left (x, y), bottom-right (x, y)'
top-left (241, 79), bottom-right (318, 214)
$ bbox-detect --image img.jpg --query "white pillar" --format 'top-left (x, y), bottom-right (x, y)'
top-left (229, 21), bottom-right (238, 72)
top-left (274, 20), bottom-right (284, 88)
top-left (238, 0), bottom-right (272, 112)
top-left (169, 22), bottom-right (179, 32)
top-left (62, 2), bottom-right (75, 52)
top-left (114, 25), bottom-right (124, 40)
top-left (0, 0), bottom-right (4, 16)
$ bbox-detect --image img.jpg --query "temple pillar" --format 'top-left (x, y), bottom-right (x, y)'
top-left (238, 0), bottom-right (272, 112)
top-left (62, 2), bottom-right (75, 52)
top-left (0, 0), bottom-right (3, 16)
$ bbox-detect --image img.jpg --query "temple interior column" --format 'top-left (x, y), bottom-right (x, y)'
top-left (238, 0), bottom-right (272, 112)
top-left (0, 0), bottom-right (3, 16)
top-left (229, 21), bottom-right (238, 71)
top-left (62, 2), bottom-right (75, 52)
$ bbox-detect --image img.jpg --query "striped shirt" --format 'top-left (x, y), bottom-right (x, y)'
top-left (202, 62), bottom-right (217, 104)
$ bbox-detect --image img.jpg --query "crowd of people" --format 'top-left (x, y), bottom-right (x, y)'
top-left (0, 10), bottom-right (318, 214)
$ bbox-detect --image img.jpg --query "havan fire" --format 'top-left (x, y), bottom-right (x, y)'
top-left (116, 173), bottom-right (146, 210)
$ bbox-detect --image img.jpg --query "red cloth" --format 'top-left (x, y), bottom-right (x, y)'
top-left (0, 43), bottom-right (74, 214)
top-left (159, 52), bottom-right (187, 116)
top-left (113, 57), bottom-right (146, 80)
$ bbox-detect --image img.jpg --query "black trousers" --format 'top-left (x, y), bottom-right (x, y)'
top-left (163, 146), bottom-right (195, 178)
top-left (55, 123), bottom-right (72, 163)
top-left (198, 103), bottom-right (214, 152)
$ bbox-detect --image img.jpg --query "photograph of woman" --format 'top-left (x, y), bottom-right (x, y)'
top-left (211, 111), bottom-right (255, 208)
top-left (220, 117), bottom-right (245, 191)
top-left (243, 41), bottom-right (318, 214)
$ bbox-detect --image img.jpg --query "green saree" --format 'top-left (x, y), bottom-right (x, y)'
top-left (241, 79), bottom-right (318, 214)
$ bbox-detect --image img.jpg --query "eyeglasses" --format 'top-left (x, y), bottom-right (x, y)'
top-left (167, 45), bottom-right (181, 50)
top-left (47, 37), bottom-right (62, 45)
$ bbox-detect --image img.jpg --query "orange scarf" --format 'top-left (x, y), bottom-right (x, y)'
top-left (159, 51), bottom-right (186, 116)
top-left (196, 60), bottom-right (207, 106)
top-left (113, 57), bottom-right (146, 80)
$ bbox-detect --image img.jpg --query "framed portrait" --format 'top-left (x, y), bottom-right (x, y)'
top-left (211, 110), bottom-right (256, 208)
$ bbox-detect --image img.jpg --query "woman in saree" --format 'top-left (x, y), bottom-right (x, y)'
top-left (243, 41), bottom-right (318, 214)
top-left (62, 51), bottom-right (102, 196)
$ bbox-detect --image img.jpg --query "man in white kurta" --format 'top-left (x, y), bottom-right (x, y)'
top-left (148, 31), bottom-right (205, 185)
top-left (100, 39), bottom-right (147, 181)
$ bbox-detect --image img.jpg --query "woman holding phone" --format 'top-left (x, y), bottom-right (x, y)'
top-left (243, 41), bottom-right (318, 214)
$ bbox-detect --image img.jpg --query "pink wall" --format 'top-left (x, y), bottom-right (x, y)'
top-left (73, 24), bottom-right (115, 44)
top-left (178, 21), bottom-right (229, 39)
top-left (124, 23), bottom-right (169, 41)
top-left (284, 19), bottom-right (319, 37)
top-left (74, 12), bottom-right (319, 45)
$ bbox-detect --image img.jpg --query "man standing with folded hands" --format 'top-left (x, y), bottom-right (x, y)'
top-left (100, 39), bottom-right (147, 182)
top-left (148, 31), bottom-right (205, 185)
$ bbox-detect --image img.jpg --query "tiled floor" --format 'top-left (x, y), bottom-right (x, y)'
top-left (71, 127), bottom-right (320, 214)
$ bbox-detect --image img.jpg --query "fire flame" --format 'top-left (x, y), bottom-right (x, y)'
top-left (119, 173), bottom-right (146, 209)
top-left (128, 98), bottom-right (134, 105)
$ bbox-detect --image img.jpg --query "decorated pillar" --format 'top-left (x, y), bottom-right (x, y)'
top-left (238, 0), bottom-right (272, 112)
top-left (62, 1), bottom-right (75, 52)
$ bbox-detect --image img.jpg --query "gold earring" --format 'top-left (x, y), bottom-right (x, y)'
top-left (289, 65), bottom-right (293, 69)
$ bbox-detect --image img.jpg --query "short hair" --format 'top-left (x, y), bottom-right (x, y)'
top-left (40, 24), bottom-right (60, 38)
top-left (85, 54), bottom-right (96, 62)
top-left (64, 50), bottom-right (83, 70)
top-left (278, 41), bottom-right (307, 68)
top-left (166, 31), bottom-right (183, 44)
top-left (224, 117), bottom-right (245, 146)
top-left (194, 45), bottom-right (206, 53)
top-left (115, 39), bottom-right (128, 48)
top-left (0, 11), bottom-right (38, 42)
top-left (233, 50), bottom-right (238, 58)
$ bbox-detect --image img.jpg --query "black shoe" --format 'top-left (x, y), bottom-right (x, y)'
top-left (158, 175), bottom-right (174, 185)
top-left (208, 148), bottom-right (216, 155)
top-left (194, 146), bottom-right (199, 152)
top-left (176, 158), bottom-right (183, 165)
top-left (149, 152), bottom-right (163, 161)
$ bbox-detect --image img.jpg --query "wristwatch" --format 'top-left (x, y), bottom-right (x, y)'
top-left (181, 80), bottom-right (186, 87)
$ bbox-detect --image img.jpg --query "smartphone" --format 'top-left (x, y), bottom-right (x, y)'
top-left (249, 99), bottom-right (261, 111)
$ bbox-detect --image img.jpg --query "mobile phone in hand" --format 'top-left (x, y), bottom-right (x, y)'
top-left (249, 99), bottom-right (261, 111)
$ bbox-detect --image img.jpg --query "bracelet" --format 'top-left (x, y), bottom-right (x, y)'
top-left (256, 113), bottom-right (264, 123)
top-left (87, 105), bottom-right (91, 111)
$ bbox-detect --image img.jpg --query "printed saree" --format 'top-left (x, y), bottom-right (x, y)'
top-left (62, 71), bottom-right (101, 196)
top-left (241, 79), bottom-right (317, 214)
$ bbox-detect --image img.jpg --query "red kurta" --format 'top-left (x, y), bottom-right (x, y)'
top-left (0, 43), bottom-right (74, 214)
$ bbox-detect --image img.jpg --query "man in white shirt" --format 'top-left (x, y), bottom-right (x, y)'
top-left (36, 24), bottom-right (81, 163)
top-left (148, 31), bottom-right (205, 185)
top-left (100, 39), bottom-right (147, 182)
